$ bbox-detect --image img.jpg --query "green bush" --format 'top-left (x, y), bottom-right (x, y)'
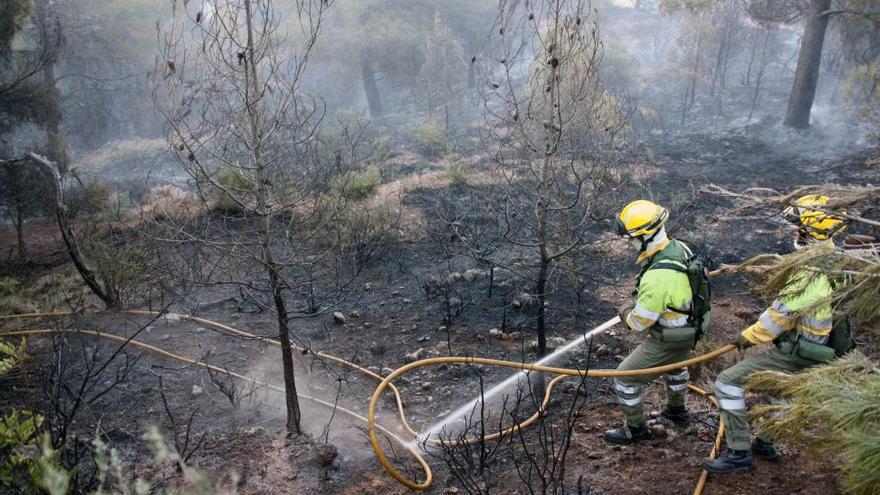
top-left (311, 199), bottom-right (398, 270)
top-left (331, 166), bottom-right (381, 200)
top-left (413, 119), bottom-right (446, 157)
top-left (334, 200), bottom-right (398, 269)
top-left (215, 164), bottom-right (256, 191)
top-left (83, 235), bottom-right (152, 306)
top-left (0, 278), bottom-right (18, 298)
top-left (0, 272), bottom-right (86, 315)
top-left (65, 177), bottom-right (112, 217)
top-left (0, 409), bottom-right (43, 489)
top-left (372, 137), bottom-right (392, 162)
top-left (210, 164), bottom-right (256, 213)
top-left (82, 178), bottom-right (112, 214)
top-left (445, 162), bottom-right (470, 186)
top-left (0, 339), bottom-right (46, 493)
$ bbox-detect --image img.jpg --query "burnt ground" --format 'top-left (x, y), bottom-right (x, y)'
top-left (1, 125), bottom-right (878, 495)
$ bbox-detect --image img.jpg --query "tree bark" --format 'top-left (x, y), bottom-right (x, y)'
top-left (784, 0), bottom-right (832, 129)
top-left (15, 203), bottom-right (25, 258)
top-left (244, 0), bottom-right (301, 435)
top-left (361, 57), bottom-right (383, 118)
top-left (466, 39), bottom-right (476, 90)
top-left (749, 28), bottom-right (772, 121)
top-left (33, 0), bottom-right (69, 172)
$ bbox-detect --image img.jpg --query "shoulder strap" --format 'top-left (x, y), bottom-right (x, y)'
top-left (651, 260), bottom-right (688, 273)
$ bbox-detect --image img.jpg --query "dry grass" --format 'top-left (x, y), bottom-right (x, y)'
top-left (75, 138), bottom-right (167, 173)
top-left (140, 185), bottom-right (205, 222)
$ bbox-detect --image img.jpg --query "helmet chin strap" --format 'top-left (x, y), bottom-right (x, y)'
top-left (644, 227), bottom-right (667, 251)
top-left (793, 230), bottom-right (814, 250)
top-left (633, 227), bottom-right (668, 254)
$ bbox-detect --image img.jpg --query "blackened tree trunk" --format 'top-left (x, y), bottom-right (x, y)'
top-left (15, 203), bottom-right (25, 258)
top-left (784, 0), bottom-right (832, 129)
top-left (466, 39), bottom-right (476, 89)
top-left (361, 57), bottom-right (383, 118)
top-left (32, 0), bottom-right (69, 172)
top-left (243, 0), bottom-right (302, 434)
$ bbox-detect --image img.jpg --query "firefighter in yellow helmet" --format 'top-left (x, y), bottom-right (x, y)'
top-left (605, 200), bottom-right (707, 444)
top-left (704, 195), bottom-right (847, 474)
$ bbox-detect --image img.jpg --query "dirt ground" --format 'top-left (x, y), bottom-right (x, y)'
top-left (2, 124), bottom-right (878, 494)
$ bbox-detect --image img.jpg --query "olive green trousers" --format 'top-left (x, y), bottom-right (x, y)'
top-left (614, 333), bottom-right (692, 429)
top-left (714, 342), bottom-right (814, 451)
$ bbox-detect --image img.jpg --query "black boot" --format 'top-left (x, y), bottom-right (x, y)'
top-left (604, 425), bottom-right (652, 445)
top-left (752, 438), bottom-right (781, 462)
top-left (661, 405), bottom-right (690, 425)
top-left (703, 449), bottom-right (756, 474)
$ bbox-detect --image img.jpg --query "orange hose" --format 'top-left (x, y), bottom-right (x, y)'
top-left (2, 311), bottom-right (734, 493)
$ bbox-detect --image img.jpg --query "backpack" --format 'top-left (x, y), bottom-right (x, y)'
top-left (827, 277), bottom-right (857, 357)
top-left (828, 316), bottom-right (857, 357)
top-left (644, 243), bottom-right (713, 343)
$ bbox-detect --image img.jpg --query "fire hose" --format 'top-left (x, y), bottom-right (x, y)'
top-left (1, 311), bottom-right (734, 495)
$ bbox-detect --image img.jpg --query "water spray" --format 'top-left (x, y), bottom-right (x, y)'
top-left (415, 316), bottom-right (621, 445)
top-left (2, 311), bottom-right (734, 495)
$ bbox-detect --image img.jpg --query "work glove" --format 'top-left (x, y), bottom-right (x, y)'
top-left (617, 303), bottom-right (635, 324)
top-left (732, 334), bottom-right (754, 350)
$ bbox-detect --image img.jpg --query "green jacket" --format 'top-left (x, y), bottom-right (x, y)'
top-left (625, 239), bottom-right (694, 332)
top-left (742, 263), bottom-right (834, 345)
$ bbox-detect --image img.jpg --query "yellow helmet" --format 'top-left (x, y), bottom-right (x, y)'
top-left (614, 200), bottom-right (669, 238)
top-left (783, 194), bottom-right (847, 241)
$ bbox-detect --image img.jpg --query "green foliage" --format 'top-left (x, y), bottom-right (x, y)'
top-left (0, 410), bottom-right (43, 450)
top-left (215, 164), bottom-right (256, 191)
top-left (82, 178), bottom-right (111, 214)
top-left (445, 162), bottom-right (470, 186)
top-left (83, 234), bottom-right (153, 306)
top-left (0, 411), bottom-right (45, 492)
top-left (0, 277), bottom-right (19, 297)
top-left (0, 271), bottom-right (86, 314)
top-left (2, 424), bottom-right (236, 494)
top-left (331, 200), bottom-right (399, 269)
top-left (0, 341), bottom-right (47, 494)
top-left (308, 194), bottom-right (398, 269)
top-left (0, 338), bottom-right (28, 377)
top-left (0, 426), bottom-right (236, 495)
top-left (413, 119), bottom-right (446, 157)
top-left (211, 164), bottom-right (256, 213)
top-left (65, 177), bottom-right (114, 218)
top-left (747, 352), bottom-right (880, 494)
top-left (86, 426), bottom-right (237, 495)
top-left (372, 137), bottom-right (391, 162)
top-left (331, 166), bottom-right (381, 200)
top-left (36, 436), bottom-right (69, 495)
top-left (0, 81), bottom-right (60, 130)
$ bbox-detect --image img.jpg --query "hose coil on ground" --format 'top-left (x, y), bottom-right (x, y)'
top-left (1, 311), bottom-right (733, 495)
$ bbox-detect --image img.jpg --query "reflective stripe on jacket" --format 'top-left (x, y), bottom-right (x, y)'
top-left (625, 240), bottom-right (693, 332)
top-left (741, 268), bottom-right (834, 345)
